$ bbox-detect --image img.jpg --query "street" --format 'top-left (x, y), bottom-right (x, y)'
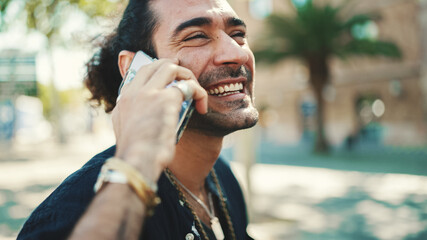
top-left (1, 134), bottom-right (427, 240)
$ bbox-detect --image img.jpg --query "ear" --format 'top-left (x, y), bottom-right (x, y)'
top-left (118, 50), bottom-right (136, 78)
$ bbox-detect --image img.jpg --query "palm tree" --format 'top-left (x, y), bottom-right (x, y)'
top-left (254, 0), bottom-right (401, 153)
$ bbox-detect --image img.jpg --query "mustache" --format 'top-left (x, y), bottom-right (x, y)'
top-left (198, 65), bottom-right (252, 87)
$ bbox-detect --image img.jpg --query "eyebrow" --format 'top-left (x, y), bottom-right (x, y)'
top-left (172, 16), bottom-right (247, 38)
top-left (227, 17), bottom-right (246, 28)
top-left (173, 17), bottom-right (212, 38)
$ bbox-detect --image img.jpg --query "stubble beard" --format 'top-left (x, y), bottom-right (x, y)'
top-left (187, 66), bottom-right (259, 137)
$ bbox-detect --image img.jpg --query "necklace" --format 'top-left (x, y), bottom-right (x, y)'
top-left (165, 168), bottom-right (236, 240)
top-left (171, 174), bottom-right (224, 240)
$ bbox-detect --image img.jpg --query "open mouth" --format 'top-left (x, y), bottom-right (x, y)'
top-left (207, 82), bottom-right (244, 97)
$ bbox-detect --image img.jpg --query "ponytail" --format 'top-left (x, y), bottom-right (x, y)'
top-left (85, 0), bottom-right (157, 112)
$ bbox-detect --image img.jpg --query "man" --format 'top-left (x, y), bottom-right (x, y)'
top-left (18, 0), bottom-right (258, 239)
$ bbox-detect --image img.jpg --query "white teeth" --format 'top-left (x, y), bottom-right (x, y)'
top-left (218, 91), bottom-right (239, 97)
top-left (208, 82), bottom-right (244, 95)
top-left (229, 83), bottom-right (235, 91)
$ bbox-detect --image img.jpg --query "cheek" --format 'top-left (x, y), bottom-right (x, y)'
top-left (177, 48), bottom-right (212, 79)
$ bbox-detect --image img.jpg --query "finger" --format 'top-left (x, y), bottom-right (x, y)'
top-left (132, 58), bottom-right (179, 89)
top-left (120, 58), bottom-right (179, 95)
top-left (169, 80), bottom-right (207, 114)
top-left (145, 62), bottom-right (196, 89)
top-left (182, 80), bottom-right (208, 114)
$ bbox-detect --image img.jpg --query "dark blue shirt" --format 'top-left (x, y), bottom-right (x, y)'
top-left (17, 146), bottom-right (252, 240)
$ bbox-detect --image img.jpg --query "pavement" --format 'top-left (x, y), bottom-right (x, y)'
top-left (1, 133), bottom-right (427, 240)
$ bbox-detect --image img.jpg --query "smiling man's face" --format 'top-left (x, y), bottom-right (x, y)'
top-left (152, 0), bottom-right (258, 136)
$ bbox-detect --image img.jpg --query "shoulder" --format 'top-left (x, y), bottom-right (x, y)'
top-left (17, 146), bottom-right (116, 240)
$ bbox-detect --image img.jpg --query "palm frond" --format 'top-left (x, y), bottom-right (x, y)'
top-left (341, 13), bottom-right (379, 30)
top-left (266, 14), bottom-right (302, 42)
top-left (254, 2), bottom-right (401, 64)
top-left (254, 48), bottom-right (296, 64)
top-left (339, 39), bottom-right (402, 58)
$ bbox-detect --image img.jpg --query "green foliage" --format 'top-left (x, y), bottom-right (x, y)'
top-left (58, 86), bottom-right (85, 107)
top-left (37, 82), bottom-right (85, 118)
top-left (254, 1), bottom-right (401, 63)
top-left (0, 0), bottom-right (12, 31)
top-left (339, 39), bottom-right (401, 58)
top-left (37, 82), bottom-right (54, 118)
top-left (3, 0), bottom-right (123, 41)
top-left (75, 0), bottom-right (123, 18)
top-left (253, 1), bottom-right (402, 153)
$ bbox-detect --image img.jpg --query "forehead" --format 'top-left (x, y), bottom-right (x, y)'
top-left (151, 0), bottom-right (238, 32)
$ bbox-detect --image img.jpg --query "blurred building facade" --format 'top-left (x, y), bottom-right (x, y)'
top-left (232, 0), bottom-right (426, 147)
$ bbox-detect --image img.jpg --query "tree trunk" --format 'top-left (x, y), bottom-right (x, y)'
top-left (313, 81), bottom-right (329, 153)
top-left (307, 55), bottom-right (330, 154)
top-left (47, 44), bottom-right (66, 144)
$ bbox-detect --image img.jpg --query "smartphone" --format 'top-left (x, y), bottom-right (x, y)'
top-left (117, 51), bottom-right (194, 143)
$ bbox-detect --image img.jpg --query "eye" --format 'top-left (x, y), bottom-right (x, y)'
top-left (230, 30), bottom-right (247, 44)
top-left (231, 31), bottom-right (246, 38)
top-left (183, 33), bottom-right (208, 42)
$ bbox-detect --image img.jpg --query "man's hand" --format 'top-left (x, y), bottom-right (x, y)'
top-left (111, 58), bottom-right (208, 183)
top-left (69, 59), bottom-right (207, 240)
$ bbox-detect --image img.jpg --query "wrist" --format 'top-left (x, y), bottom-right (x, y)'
top-left (115, 146), bottom-right (166, 183)
top-left (94, 157), bottom-right (161, 216)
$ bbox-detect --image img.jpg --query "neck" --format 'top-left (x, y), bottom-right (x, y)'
top-left (168, 129), bottom-right (223, 194)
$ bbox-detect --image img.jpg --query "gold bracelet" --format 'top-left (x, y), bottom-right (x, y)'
top-left (94, 157), bottom-right (161, 216)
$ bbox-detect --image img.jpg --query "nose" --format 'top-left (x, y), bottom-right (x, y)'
top-left (213, 32), bottom-right (249, 67)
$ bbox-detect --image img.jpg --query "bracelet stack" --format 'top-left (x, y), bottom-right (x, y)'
top-left (94, 157), bottom-right (161, 216)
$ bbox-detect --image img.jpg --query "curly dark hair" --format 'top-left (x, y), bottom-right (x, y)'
top-left (85, 0), bottom-right (158, 112)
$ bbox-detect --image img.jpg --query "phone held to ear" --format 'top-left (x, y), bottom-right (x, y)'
top-left (117, 51), bottom-right (195, 143)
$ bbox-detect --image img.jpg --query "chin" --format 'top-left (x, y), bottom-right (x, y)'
top-left (187, 106), bottom-right (259, 137)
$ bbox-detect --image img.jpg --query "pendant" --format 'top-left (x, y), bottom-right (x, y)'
top-left (211, 217), bottom-right (224, 240)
